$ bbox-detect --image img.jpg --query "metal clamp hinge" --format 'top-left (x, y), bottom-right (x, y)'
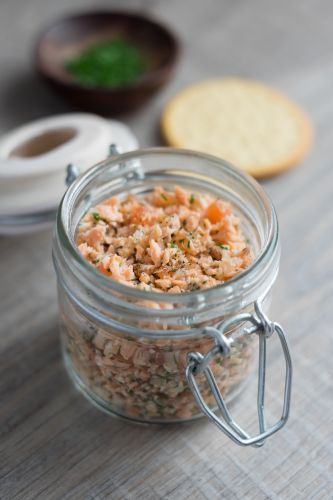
top-left (65, 143), bottom-right (143, 188)
top-left (186, 301), bottom-right (292, 447)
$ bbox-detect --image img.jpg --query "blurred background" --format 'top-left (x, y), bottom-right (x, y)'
top-left (0, 0), bottom-right (324, 145)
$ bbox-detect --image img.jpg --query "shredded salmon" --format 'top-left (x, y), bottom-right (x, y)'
top-left (76, 186), bottom-right (253, 292)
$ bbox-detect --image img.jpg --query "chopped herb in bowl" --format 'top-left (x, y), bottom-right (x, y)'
top-left (65, 39), bottom-right (147, 88)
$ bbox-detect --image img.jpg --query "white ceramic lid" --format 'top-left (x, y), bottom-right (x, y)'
top-left (0, 113), bottom-right (138, 217)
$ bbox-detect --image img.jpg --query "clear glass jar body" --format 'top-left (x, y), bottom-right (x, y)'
top-left (53, 148), bottom-right (279, 423)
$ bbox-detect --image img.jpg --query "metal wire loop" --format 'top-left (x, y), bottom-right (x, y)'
top-left (254, 301), bottom-right (275, 337)
top-left (65, 163), bottom-right (79, 187)
top-left (185, 300), bottom-right (292, 447)
top-left (109, 143), bottom-right (122, 156)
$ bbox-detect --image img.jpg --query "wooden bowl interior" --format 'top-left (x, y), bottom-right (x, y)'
top-left (37, 12), bottom-right (178, 87)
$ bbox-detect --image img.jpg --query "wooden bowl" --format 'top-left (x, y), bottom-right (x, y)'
top-left (35, 11), bottom-right (179, 115)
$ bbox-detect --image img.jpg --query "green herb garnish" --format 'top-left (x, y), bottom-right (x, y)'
top-left (170, 242), bottom-right (178, 249)
top-left (219, 244), bottom-right (230, 250)
top-left (187, 241), bottom-right (191, 248)
top-left (161, 193), bottom-right (168, 201)
top-left (65, 39), bottom-right (146, 88)
top-left (189, 194), bottom-right (195, 204)
top-left (92, 212), bottom-right (101, 221)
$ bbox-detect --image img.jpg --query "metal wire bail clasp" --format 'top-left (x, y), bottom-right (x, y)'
top-left (185, 301), bottom-right (293, 447)
top-left (65, 143), bottom-right (123, 188)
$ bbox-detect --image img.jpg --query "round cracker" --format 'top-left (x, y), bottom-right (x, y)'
top-left (161, 78), bottom-right (313, 177)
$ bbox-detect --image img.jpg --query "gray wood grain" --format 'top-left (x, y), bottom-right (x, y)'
top-left (0, 0), bottom-right (332, 498)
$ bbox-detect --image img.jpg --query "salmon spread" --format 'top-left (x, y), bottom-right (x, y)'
top-left (77, 186), bottom-right (253, 292)
top-left (62, 186), bottom-right (256, 421)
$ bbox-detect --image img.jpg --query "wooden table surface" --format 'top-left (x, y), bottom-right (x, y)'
top-left (0, 1), bottom-right (332, 498)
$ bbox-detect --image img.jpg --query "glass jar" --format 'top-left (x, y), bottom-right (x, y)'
top-left (53, 148), bottom-right (292, 447)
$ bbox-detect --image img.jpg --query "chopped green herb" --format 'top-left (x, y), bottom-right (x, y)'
top-left (65, 39), bottom-right (146, 88)
top-left (189, 194), bottom-right (195, 204)
top-left (93, 258), bottom-right (100, 264)
top-left (81, 327), bottom-right (97, 342)
top-left (170, 242), bottom-right (178, 249)
top-left (161, 193), bottom-right (168, 201)
top-left (219, 244), bottom-right (230, 250)
top-left (179, 239), bottom-right (185, 244)
top-left (187, 241), bottom-right (191, 248)
top-left (154, 398), bottom-right (168, 409)
top-left (92, 212), bottom-right (101, 221)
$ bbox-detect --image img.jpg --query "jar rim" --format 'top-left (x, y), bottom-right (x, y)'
top-left (56, 147), bottom-right (279, 309)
